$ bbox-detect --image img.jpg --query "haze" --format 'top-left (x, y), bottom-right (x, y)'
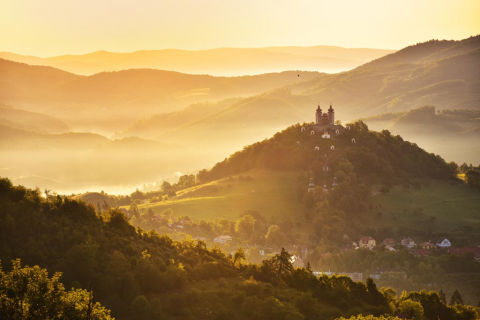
top-left (1, 1), bottom-right (480, 194)
top-left (1, 0), bottom-right (479, 56)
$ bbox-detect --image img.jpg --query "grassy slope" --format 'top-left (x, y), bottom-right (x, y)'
top-left (128, 169), bottom-right (480, 242)
top-left (129, 170), bottom-right (306, 222)
top-left (372, 181), bottom-right (480, 240)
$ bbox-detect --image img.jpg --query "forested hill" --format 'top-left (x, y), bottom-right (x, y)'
top-left (197, 121), bottom-right (456, 185)
top-left (1, 178), bottom-right (478, 320)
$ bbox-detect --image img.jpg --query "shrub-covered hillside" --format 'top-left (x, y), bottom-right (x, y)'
top-left (198, 121), bottom-right (456, 185)
top-left (1, 178), bottom-right (478, 320)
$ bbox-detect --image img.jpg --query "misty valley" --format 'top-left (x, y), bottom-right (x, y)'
top-left (1, 23), bottom-right (480, 320)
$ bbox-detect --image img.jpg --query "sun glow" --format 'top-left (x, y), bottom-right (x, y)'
top-left (1, 0), bottom-right (479, 56)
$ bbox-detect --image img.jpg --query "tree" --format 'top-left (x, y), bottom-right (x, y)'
top-left (0, 259), bottom-right (113, 320)
top-left (466, 169), bottom-right (480, 189)
top-left (233, 248), bottom-right (246, 266)
top-left (269, 248), bottom-right (294, 279)
top-left (396, 299), bottom-right (424, 320)
top-left (439, 289), bottom-right (446, 304)
top-left (453, 304), bottom-right (478, 320)
top-left (450, 289), bottom-right (464, 305)
top-left (161, 181), bottom-right (175, 196)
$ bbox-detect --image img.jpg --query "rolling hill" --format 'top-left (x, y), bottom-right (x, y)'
top-left (361, 106), bottom-right (480, 164)
top-left (286, 36), bottom-right (480, 117)
top-left (2, 36), bottom-right (479, 193)
top-left (362, 106), bottom-right (480, 136)
top-left (120, 36), bottom-right (480, 165)
top-left (123, 121), bottom-right (480, 245)
top-left (0, 57), bottom-right (322, 130)
top-left (0, 105), bottom-right (69, 133)
top-left (0, 46), bottom-right (393, 76)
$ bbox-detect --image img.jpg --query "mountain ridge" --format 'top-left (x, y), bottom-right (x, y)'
top-left (0, 45), bottom-right (394, 76)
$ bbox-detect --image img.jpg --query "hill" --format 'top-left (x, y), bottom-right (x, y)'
top-left (0, 177), bottom-right (422, 320)
top-left (362, 106), bottom-right (480, 135)
top-left (0, 46), bottom-right (393, 76)
top-left (131, 170), bottom-right (304, 222)
top-left (2, 178), bottom-right (479, 319)
top-left (0, 57), bottom-right (322, 131)
top-left (0, 124), bottom-right (109, 149)
top-left (118, 122), bottom-right (480, 304)
top-left (0, 105), bottom-right (69, 133)
top-left (285, 36), bottom-right (480, 117)
top-left (0, 124), bottom-right (183, 192)
top-left (2, 36), bottom-right (480, 193)
top-left (127, 121), bottom-right (480, 243)
top-left (120, 36), bottom-right (480, 165)
top-left (361, 106), bottom-right (480, 164)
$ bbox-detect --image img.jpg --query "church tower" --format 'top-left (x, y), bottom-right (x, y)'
top-left (316, 105), bottom-right (322, 125)
top-left (328, 105), bottom-right (334, 125)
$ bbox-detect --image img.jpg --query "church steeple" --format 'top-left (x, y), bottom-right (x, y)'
top-left (328, 104), bottom-right (334, 125)
top-left (316, 105), bottom-right (322, 124)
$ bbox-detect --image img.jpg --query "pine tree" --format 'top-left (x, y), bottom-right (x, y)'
top-left (439, 289), bottom-right (446, 303)
top-left (450, 289), bottom-right (464, 305)
top-left (271, 248), bottom-right (294, 278)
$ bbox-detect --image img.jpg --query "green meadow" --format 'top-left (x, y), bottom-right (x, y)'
top-left (127, 170), bottom-right (306, 222)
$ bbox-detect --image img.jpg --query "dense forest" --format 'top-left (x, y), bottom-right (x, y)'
top-left (1, 178), bottom-right (479, 319)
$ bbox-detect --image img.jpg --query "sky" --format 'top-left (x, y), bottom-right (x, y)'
top-left (1, 0), bottom-right (479, 56)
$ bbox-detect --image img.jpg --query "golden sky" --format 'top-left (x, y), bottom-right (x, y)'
top-left (1, 0), bottom-right (479, 56)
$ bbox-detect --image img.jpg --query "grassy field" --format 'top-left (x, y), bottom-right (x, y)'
top-left (130, 170), bottom-right (306, 222)
top-left (125, 169), bottom-right (480, 243)
top-left (371, 180), bottom-right (480, 241)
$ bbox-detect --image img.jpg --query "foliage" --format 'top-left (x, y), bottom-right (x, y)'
top-left (1, 178), bottom-right (478, 320)
top-left (0, 259), bottom-right (113, 320)
top-left (396, 299), bottom-right (424, 320)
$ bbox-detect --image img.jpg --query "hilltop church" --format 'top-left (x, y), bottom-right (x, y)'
top-left (316, 105), bottom-right (335, 128)
top-left (310, 104), bottom-right (342, 134)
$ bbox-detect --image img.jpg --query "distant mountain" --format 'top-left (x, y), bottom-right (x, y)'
top-left (0, 105), bottom-right (69, 133)
top-left (0, 46), bottom-right (394, 76)
top-left (123, 36), bottom-right (480, 143)
top-left (0, 124), bottom-right (109, 149)
top-left (0, 58), bottom-right (322, 129)
top-left (0, 123), bottom-right (185, 192)
top-left (361, 106), bottom-right (480, 164)
top-left (285, 35), bottom-right (480, 118)
top-left (362, 106), bottom-right (480, 136)
top-left (122, 90), bottom-right (308, 148)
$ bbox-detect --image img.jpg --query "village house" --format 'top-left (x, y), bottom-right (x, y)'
top-left (359, 236), bottom-right (376, 249)
top-left (214, 235), bottom-right (232, 245)
top-left (401, 237), bottom-right (416, 249)
top-left (419, 241), bottom-right (436, 250)
top-left (382, 238), bottom-right (396, 250)
top-left (437, 238), bottom-right (452, 248)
